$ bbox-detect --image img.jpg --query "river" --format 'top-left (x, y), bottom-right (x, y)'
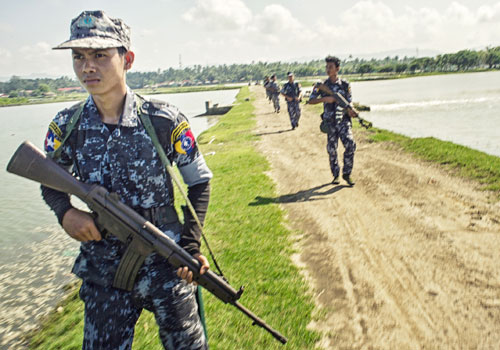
top-left (351, 70), bottom-right (500, 157)
top-left (0, 89), bottom-right (238, 349)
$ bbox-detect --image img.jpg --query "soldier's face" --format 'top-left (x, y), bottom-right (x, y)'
top-left (326, 62), bottom-right (340, 79)
top-left (72, 48), bottom-right (132, 97)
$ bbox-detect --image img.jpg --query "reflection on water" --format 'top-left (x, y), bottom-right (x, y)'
top-left (352, 71), bottom-right (500, 157)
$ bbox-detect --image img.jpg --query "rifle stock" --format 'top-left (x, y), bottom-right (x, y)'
top-left (6, 141), bottom-right (287, 345)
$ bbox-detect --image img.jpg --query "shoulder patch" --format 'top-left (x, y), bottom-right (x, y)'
top-left (171, 121), bottom-right (195, 155)
top-left (44, 121), bottom-right (63, 152)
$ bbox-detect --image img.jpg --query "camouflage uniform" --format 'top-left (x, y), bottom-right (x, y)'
top-left (263, 78), bottom-right (272, 102)
top-left (281, 81), bottom-right (301, 129)
top-left (309, 78), bottom-right (356, 178)
top-left (268, 80), bottom-right (281, 113)
top-left (42, 88), bottom-right (211, 350)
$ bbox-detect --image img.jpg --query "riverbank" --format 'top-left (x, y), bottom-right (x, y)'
top-left (0, 84), bottom-right (245, 108)
top-left (24, 86), bottom-right (500, 349)
top-left (252, 86), bottom-right (500, 349)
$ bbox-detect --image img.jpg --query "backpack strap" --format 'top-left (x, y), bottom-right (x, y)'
top-left (47, 101), bottom-right (85, 159)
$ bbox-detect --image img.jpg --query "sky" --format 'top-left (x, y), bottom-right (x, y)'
top-left (1, 0), bottom-right (500, 79)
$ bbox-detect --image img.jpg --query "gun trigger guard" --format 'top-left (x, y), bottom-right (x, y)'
top-left (91, 212), bottom-right (108, 238)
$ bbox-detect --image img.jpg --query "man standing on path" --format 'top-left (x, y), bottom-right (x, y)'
top-left (281, 72), bottom-right (302, 130)
top-left (41, 10), bottom-right (211, 349)
top-left (263, 76), bottom-right (272, 102)
top-left (268, 74), bottom-right (281, 113)
top-left (307, 56), bottom-right (357, 186)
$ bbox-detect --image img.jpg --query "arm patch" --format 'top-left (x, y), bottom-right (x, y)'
top-left (172, 121), bottom-right (196, 155)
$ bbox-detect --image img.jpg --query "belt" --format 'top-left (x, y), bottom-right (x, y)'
top-left (137, 205), bottom-right (179, 227)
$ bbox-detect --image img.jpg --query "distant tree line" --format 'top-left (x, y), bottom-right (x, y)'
top-left (0, 76), bottom-right (78, 97)
top-left (2, 46), bottom-right (499, 96)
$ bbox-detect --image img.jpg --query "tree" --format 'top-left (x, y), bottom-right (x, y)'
top-left (358, 63), bottom-right (375, 76)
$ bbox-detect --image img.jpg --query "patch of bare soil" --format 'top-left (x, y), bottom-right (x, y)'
top-left (251, 86), bottom-right (500, 349)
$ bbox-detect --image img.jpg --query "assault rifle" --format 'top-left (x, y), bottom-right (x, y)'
top-left (6, 141), bottom-right (288, 345)
top-left (313, 82), bottom-right (372, 129)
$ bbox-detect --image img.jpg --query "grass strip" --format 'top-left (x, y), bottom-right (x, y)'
top-left (368, 128), bottom-right (500, 194)
top-left (28, 87), bottom-right (321, 349)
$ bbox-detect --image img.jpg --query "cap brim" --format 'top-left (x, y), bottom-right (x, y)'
top-left (53, 37), bottom-right (125, 50)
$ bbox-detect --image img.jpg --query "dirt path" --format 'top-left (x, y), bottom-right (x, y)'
top-left (250, 86), bottom-right (500, 349)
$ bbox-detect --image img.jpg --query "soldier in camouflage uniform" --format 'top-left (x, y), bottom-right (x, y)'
top-left (308, 56), bottom-right (357, 186)
top-left (281, 72), bottom-right (302, 130)
top-left (263, 76), bottom-right (272, 102)
top-left (268, 74), bottom-right (281, 113)
top-left (41, 11), bottom-right (210, 350)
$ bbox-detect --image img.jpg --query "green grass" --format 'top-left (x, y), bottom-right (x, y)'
top-left (27, 87), bottom-right (321, 350)
top-left (367, 127), bottom-right (500, 195)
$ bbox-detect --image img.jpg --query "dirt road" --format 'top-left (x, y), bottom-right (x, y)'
top-left (251, 86), bottom-right (500, 349)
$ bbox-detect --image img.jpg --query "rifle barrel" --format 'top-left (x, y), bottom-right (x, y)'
top-left (234, 301), bottom-right (288, 344)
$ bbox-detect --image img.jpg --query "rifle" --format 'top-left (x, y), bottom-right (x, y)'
top-left (313, 82), bottom-right (372, 129)
top-left (281, 84), bottom-right (302, 103)
top-left (6, 141), bottom-right (288, 345)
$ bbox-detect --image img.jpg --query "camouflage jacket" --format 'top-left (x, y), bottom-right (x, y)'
top-left (42, 87), bottom-right (212, 286)
top-left (309, 78), bottom-right (352, 121)
top-left (281, 81), bottom-right (301, 101)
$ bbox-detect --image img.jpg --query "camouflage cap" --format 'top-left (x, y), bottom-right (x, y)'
top-left (53, 10), bottom-right (130, 50)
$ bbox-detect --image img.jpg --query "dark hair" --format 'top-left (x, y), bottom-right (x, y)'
top-left (117, 47), bottom-right (128, 56)
top-left (271, 74), bottom-right (276, 79)
top-left (325, 55), bottom-right (341, 67)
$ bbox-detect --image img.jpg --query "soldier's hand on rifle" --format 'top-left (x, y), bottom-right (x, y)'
top-left (62, 208), bottom-right (102, 242)
top-left (177, 253), bottom-right (210, 284)
top-left (347, 107), bottom-right (359, 118)
top-left (323, 96), bottom-right (336, 104)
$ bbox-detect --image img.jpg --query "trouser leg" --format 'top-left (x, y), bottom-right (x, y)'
top-left (288, 102), bottom-right (301, 127)
top-left (326, 129), bottom-right (340, 177)
top-left (272, 95), bottom-right (280, 111)
top-left (80, 281), bottom-right (142, 350)
top-left (138, 254), bottom-right (208, 350)
top-left (338, 121), bottom-right (356, 175)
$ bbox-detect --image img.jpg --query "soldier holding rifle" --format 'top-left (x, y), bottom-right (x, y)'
top-left (308, 55), bottom-right (358, 186)
top-left (281, 72), bottom-right (302, 130)
top-left (268, 74), bottom-right (281, 113)
top-left (41, 10), bottom-right (211, 349)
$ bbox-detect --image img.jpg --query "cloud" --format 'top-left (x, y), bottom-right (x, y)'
top-left (182, 0), bottom-right (252, 31)
top-left (0, 42), bottom-right (73, 77)
top-left (251, 4), bottom-right (315, 43)
top-left (477, 2), bottom-right (500, 22)
top-left (0, 48), bottom-right (12, 59)
top-left (314, 0), bottom-right (500, 55)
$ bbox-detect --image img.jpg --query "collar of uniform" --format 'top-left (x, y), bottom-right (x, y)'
top-left (120, 87), bottom-right (139, 128)
top-left (84, 87), bottom-right (139, 128)
top-left (326, 77), bottom-right (341, 85)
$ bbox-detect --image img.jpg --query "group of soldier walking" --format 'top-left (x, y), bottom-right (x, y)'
top-left (263, 55), bottom-right (357, 186)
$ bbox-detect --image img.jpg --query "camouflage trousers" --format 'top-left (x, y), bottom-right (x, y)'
top-left (79, 253), bottom-right (208, 350)
top-left (286, 101), bottom-right (301, 128)
top-left (271, 94), bottom-right (280, 112)
top-left (326, 119), bottom-right (356, 177)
